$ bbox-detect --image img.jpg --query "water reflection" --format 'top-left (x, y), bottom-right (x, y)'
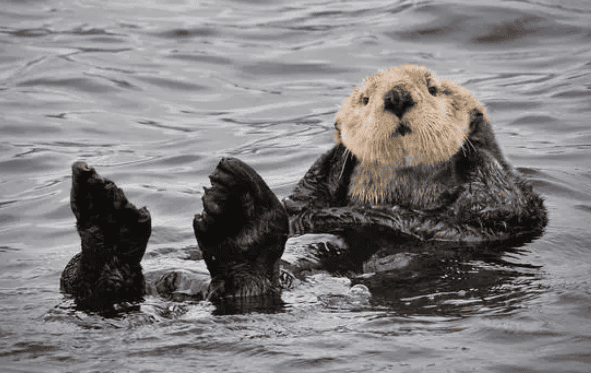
top-left (2, 0), bottom-right (590, 370)
top-left (349, 232), bottom-right (545, 317)
top-left (212, 293), bottom-right (286, 316)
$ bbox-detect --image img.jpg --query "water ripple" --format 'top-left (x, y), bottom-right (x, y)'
top-left (0, 0), bottom-right (590, 372)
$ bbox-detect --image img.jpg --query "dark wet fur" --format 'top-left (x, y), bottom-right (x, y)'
top-left (284, 110), bottom-right (547, 242)
top-left (192, 109), bottom-right (546, 296)
top-left (60, 162), bottom-right (150, 314)
top-left (193, 158), bottom-right (289, 299)
top-left (62, 108), bottom-right (546, 310)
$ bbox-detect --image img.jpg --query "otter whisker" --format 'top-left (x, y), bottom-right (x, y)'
top-left (339, 149), bottom-right (352, 180)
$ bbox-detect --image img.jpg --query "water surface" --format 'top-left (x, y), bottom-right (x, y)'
top-left (1, 0), bottom-right (590, 372)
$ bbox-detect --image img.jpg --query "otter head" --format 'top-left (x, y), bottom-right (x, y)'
top-left (335, 65), bottom-right (488, 168)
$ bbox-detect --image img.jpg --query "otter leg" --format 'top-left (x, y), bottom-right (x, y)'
top-left (61, 162), bottom-right (151, 313)
top-left (193, 158), bottom-right (289, 299)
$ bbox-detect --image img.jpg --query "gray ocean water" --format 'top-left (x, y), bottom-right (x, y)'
top-left (1, 0), bottom-right (590, 372)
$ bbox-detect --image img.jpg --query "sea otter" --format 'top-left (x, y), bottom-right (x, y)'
top-left (61, 65), bottom-right (547, 313)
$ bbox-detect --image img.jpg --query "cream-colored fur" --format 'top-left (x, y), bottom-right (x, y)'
top-left (335, 65), bottom-right (489, 205)
top-left (336, 65), bottom-right (486, 167)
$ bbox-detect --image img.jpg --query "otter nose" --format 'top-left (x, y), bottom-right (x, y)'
top-left (384, 88), bottom-right (415, 119)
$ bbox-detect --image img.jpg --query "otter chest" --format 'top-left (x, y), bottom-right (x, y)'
top-left (348, 162), bottom-right (452, 210)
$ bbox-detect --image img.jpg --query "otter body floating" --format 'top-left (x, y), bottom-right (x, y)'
top-left (286, 65), bottom-right (546, 242)
top-left (61, 65), bottom-right (547, 313)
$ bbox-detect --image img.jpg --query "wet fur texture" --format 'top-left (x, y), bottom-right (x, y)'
top-left (193, 158), bottom-right (289, 299)
top-left (62, 65), bottom-right (547, 311)
top-left (285, 65), bottom-right (546, 242)
top-left (61, 162), bottom-right (150, 314)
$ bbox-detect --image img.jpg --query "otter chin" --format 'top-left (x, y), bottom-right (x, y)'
top-left (62, 65), bottom-right (547, 312)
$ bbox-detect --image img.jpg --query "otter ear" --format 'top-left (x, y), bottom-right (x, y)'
top-left (466, 108), bottom-right (508, 168)
top-left (468, 109), bottom-right (488, 134)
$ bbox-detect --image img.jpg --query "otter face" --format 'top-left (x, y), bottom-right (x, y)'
top-left (335, 65), bottom-right (486, 168)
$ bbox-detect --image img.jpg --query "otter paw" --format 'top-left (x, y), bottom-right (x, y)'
top-left (194, 157), bottom-right (281, 245)
top-left (193, 158), bottom-right (289, 299)
top-left (70, 161), bottom-right (151, 265)
top-left (63, 162), bottom-right (151, 313)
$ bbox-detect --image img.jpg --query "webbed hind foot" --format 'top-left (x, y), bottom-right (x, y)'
top-left (193, 158), bottom-right (289, 299)
top-left (61, 162), bottom-right (151, 313)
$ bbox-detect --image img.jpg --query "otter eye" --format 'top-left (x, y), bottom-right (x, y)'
top-left (428, 86), bottom-right (437, 96)
top-left (362, 97), bottom-right (369, 105)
